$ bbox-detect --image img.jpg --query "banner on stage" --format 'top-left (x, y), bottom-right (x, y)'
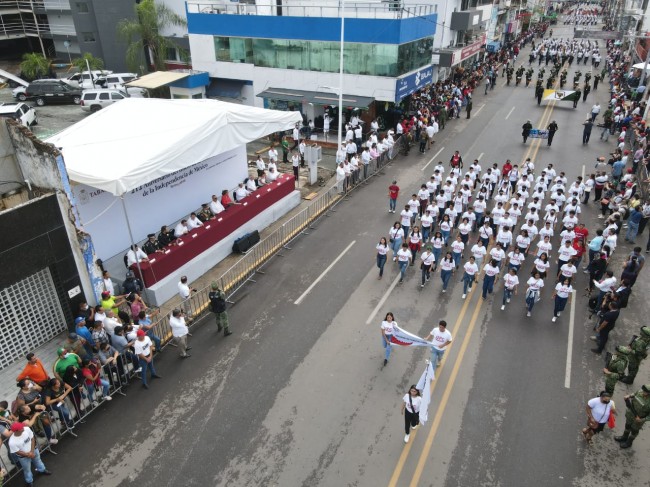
top-left (529, 129), bottom-right (549, 139)
top-left (390, 325), bottom-right (433, 347)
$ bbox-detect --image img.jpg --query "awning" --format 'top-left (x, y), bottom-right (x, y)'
top-left (125, 71), bottom-right (189, 89)
top-left (257, 87), bottom-right (374, 109)
top-left (45, 98), bottom-right (302, 196)
top-left (206, 78), bottom-right (245, 99)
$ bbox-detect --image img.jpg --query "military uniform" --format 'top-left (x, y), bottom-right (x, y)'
top-left (142, 234), bottom-right (161, 255)
top-left (208, 282), bottom-right (232, 337)
top-left (197, 204), bottom-right (214, 222)
top-left (621, 326), bottom-right (650, 384)
top-left (603, 346), bottom-right (631, 395)
top-left (614, 384), bottom-right (650, 448)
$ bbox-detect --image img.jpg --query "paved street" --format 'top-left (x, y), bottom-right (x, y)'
top-left (34, 23), bottom-right (650, 487)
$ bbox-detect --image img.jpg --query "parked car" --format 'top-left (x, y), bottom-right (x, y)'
top-left (0, 102), bottom-right (38, 126)
top-left (12, 78), bottom-right (62, 101)
top-left (64, 70), bottom-right (113, 90)
top-left (97, 72), bottom-right (137, 88)
top-left (23, 80), bottom-right (82, 106)
top-left (80, 88), bottom-right (130, 112)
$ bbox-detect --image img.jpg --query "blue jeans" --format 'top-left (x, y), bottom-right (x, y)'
top-left (391, 238), bottom-right (402, 256)
top-left (554, 296), bottom-right (568, 316)
top-left (463, 273), bottom-right (475, 294)
top-left (146, 330), bottom-right (161, 350)
top-left (503, 287), bottom-right (514, 305)
top-left (626, 221), bottom-right (639, 242)
top-left (389, 198), bottom-right (397, 211)
top-left (377, 254), bottom-right (387, 277)
top-left (526, 292), bottom-right (538, 312)
top-left (432, 248), bottom-right (442, 268)
top-left (17, 447), bottom-right (47, 484)
top-left (399, 261), bottom-right (408, 281)
top-left (482, 275), bottom-right (496, 298)
top-left (382, 335), bottom-right (392, 360)
top-left (139, 356), bottom-right (157, 386)
top-left (441, 230), bottom-right (450, 245)
top-left (474, 212), bottom-right (484, 229)
top-left (50, 402), bottom-right (73, 428)
top-left (402, 225), bottom-right (410, 238)
top-left (441, 269), bottom-right (452, 290)
top-left (430, 347), bottom-right (445, 370)
top-left (87, 378), bottom-right (110, 398)
top-left (422, 226), bottom-right (431, 242)
top-left (508, 263), bottom-right (521, 273)
top-left (452, 252), bottom-right (462, 268)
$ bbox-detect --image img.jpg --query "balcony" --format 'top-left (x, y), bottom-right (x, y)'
top-left (186, 1), bottom-right (437, 45)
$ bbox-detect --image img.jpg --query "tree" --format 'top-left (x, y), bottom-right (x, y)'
top-left (20, 53), bottom-right (51, 81)
top-left (72, 52), bottom-right (105, 72)
top-left (117, 0), bottom-right (187, 73)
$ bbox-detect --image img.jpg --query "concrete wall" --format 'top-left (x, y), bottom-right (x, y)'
top-left (0, 122), bottom-right (23, 194)
top-left (84, 0), bottom-right (135, 72)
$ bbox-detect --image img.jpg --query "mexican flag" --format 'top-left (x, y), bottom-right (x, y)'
top-left (542, 89), bottom-right (580, 102)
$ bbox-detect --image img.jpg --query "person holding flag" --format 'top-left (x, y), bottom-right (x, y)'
top-left (424, 320), bottom-right (453, 370)
top-left (380, 312), bottom-right (396, 367)
top-left (401, 385), bottom-right (422, 443)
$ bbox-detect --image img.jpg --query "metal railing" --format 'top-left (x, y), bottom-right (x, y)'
top-left (186, 1), bottom-right (435, 19)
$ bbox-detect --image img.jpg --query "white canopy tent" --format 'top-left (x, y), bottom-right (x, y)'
top-left (47, 98), bottom-right (302, 196)
top-left (632, 62), bottom-right (650, 72)
top-left (46, 98), bottom-right (302, 301)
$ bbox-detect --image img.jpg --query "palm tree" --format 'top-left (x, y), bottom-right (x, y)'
top-left (20, 53), bottom-right (51, 81)
top-left (72, 52), bottom-right (105, 72)
top-left (117, 0), bottom-right (187, 73)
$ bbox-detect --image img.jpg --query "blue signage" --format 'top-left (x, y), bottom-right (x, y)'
top-left (395, 65), bottom-right (433, 103)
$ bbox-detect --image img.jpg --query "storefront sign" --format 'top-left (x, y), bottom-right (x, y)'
top-left (451, 33), bottom-right (487, 66)
top-left (394, 65), bottom-right (434, 102)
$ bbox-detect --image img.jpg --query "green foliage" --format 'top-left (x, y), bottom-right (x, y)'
top-left (116, 0), bottom-right (188, 73)
top-left (20, 53), bottom-right (51, 80)
top-left (72, 52), bottom-right (105, 71)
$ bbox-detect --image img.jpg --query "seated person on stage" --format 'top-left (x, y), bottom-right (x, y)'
top-left (221, 189), bottom-right (236, 207)
top-left (234, 182), bottom-right (251, 202)
top-left (245, 177), bottom-right (257, 192)
top-left (186, 212), bottom-right (204, 230)
top-left (158, 225), bottom-right (176, 247)
top-left (210, 194), bottom-right (225, 215)
top-left (142, 233), bottom-right (164, 256)
top-left (126, 244), bottom-right (148, 266)
top-left (174, 219), bottom-right (189, 237)
top-left (267, 167), bottom-right (279, 182)
top-left (197, 203), bottom-right (215, 222)
top-left (257, 172), bottom-right (267, 186)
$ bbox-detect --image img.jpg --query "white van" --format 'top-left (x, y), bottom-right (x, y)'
top-left (98, 73), bottom-right (137, 89)
top-left (65, 70), bottom-right (113, 90)
top-left (80, 88), bottom-right (128, 113)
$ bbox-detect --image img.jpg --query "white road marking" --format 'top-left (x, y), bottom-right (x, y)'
top-left (473, 104), bottom-right (486, 117)
top-left (565, 290), bottom-right (576, 389)
top-left (421, 146), bottom-right (445, 172)
top-left (294, 240), bottom-right (357, 305)
top-left (505, 106), bottom-right (516, 120)
top-left (478, 152), bottom-right (484, 161)
top-left (366, 273), bottom-right (401, 325)
top-left (581, 164), bottom-right (585, 180)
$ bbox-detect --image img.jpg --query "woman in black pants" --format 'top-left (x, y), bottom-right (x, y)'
top-left (401, 385), bottom-right (422, 444)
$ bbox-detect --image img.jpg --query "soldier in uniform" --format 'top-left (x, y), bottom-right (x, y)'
top-left (535, 84), bottom-right (544, 105)
top-left (142, 233), bottom-right (163, 256)
top-left (603, 345), bottom-right (631, 395)
top-left (593, 73), bottom-right (601, 90)
top-left (208, 282), bottom-right (232, 337)
top-left (573, 69), bottom-right (582, 85)
top-left (547, 120), bottom-right (559, 146)
top-left (615, 384), bottom-right (650, 449)
top-left (582, 82), bottom-right (591, 102)
top-left (546, 76), bottom-right (555, 89)
top-left (197, 203), bottom-right (214, 222)
top-left (573, 88), bottom-right (581, 108)
top-left (621, 326), bottom-right (650, 384)
top-left (525, 68), bottom-right (534, 87)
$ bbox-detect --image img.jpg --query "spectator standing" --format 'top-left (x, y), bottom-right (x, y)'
top-left (134, 330), bottom-right (160, 389)
top-left (8, 423), bottom-right (51, 485)
top-left (591, 301), bottom-right (620, 355)
top-left (581, 391), bottom-right (615, 444)
top-left (169, 309), bottom-right (191, 358)
top-left (209, 283), bottom-right (232, 336)
top-left (178, 276), bottom-right (196, 319)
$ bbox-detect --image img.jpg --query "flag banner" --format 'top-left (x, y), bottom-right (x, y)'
top-left (416, 361), bottom-right (435, 424)
top-left (529, 129), bottom-right (549, 139)
top-left (542, 89), bottom-right (580, 102)
top-left (390, 325), bottom-right (434, 347)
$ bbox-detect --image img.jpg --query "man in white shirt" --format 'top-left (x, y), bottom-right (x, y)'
top-left (178, 275), bottom-right (196, 318)
top-left (336, 162), bottom-right (346, 193)
top-left (424, 320), bottom-right (453, 369)
top-left (268, 145), bottom-right (278, 163)
top-left (292, 124), bottom-right (300, 150)
top-left (126, 245), bottom-right (148, 267)
top-left (8, 422), bottom-right (51, 484)
top-left (169, 308), bottom-right (191, 358)
top-left (102, 270), bottom-right (115, 295)
top-left (134, 329), bottom-right (160, 389)
top-left (209, 194), bottom-right (225, 215)
top-left (267, 167), bottom-right (279, 182)
top-left (103, 310), bottom-right (121, 336)
top-left (235, 182), bottom-right (250, 201)
top-left (185, 213), bottom-right (203, 231)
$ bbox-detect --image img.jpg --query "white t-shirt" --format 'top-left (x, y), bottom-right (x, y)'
top-left (400, 210), bottom-right (412, 227)
top-left (508, 251), bottom-right (526, 266)
top-left (133, 336), bottom-right (153, 357)
top-left (503, 273), bottom-right (519, 290)
top-left (441, 259), bottom-right (455, 271)
top-left (430, 327), bottom-right (453, 350)
top-left (403, 393), bottom-right (422, 413)
top-left (464, 261), bottom-right (479, 275)
top-left (389, 227), bottom-right (404, 241)
top-left (560, 264), bottom-right (577, 278)
top-left (381, 320), bottom-right (395, 335)
top-left (376, 243), bottom-right (389, 255)
top-left (534, 258), bottom-right (550, 273)
top-left (555, 282), bottom-right (573, 298)
top-left (421, 252), bottom-right (435, 266)
top-left (451, 241), bottom-right (465, 254)
top-left (397, 248), bottom-right (411, 262)
top-left (178, 281), bottom-right (191, 299)
top-left (8, 427), bottom-right (34, 454)
top-left (471, 245), bottom-right (487, 260)
top-left (483, 264), bottom-right (500, 277)
top-left (169, 315), bottom-right (188, 338)
top-left (587, 397), bottom-right (612, 424)
top-left (558, 245), bottom-right (577, 262)
top-left (526, 277), bottom-right (544, 291)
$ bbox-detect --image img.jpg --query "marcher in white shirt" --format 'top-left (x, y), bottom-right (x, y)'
top-left (501, 267), bottom-right (519, 310)
top-left (169, 308), bottom-right (191, 358)
top-left (424, 320), bottom-right (453, 369)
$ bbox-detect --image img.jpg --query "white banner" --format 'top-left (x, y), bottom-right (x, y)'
top-left (73, 146), bottom-right (248, 259)
top-left (416, 361), bottom-right (435, 424)
top-left (390, 325), bottom-right (434, 347)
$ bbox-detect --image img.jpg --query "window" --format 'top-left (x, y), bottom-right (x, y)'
top-left (166, 47), bottom-right (178, 61)
top-left (111, 92), bottom-right (124, 100)
top-left (76, 2), bottom-right (89, 13)
top-left (214, 37), bottom-right (252, 63)
top-left (81, 32), bottom-right (96, 42)
top-left (99, 93), bottom-right (110, 100)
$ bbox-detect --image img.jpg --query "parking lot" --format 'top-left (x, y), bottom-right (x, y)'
top-left (0, 86), bottom-right (87, 139)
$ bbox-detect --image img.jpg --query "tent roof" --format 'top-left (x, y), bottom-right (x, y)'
top-left (124, 71), bottom-right (189, 89)
top-left (46, 98), bottom-right (302, 196)
top-left (632, 62), bottom-right (650, 72)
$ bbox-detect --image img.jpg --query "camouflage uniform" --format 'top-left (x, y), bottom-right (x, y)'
top-left (603, 346), bottom-right (630, 395)
top-left (615, 384), bottom-right (650, 448)
top-left (621, 326), bottom-right (650, 384)
top-left (208, 282), bottom-right (231, 337)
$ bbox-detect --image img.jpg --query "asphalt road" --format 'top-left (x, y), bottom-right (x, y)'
top-left (33, 22), bottom-right (650, 487)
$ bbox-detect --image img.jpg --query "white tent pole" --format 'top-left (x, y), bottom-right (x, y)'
top-left (119, 195), bottom-right (150, 300)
